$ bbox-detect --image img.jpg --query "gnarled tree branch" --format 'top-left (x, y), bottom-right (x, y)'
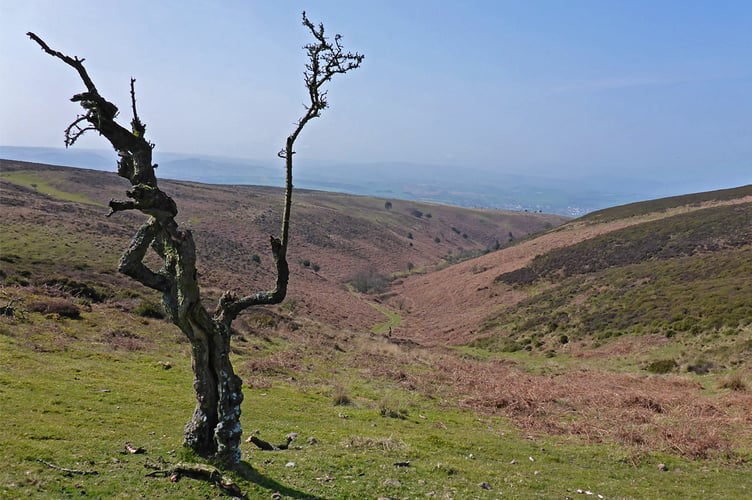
top-left (220, 11), bottom-right (363, 324)
top-left (117, 219), bottom-right (170, 292)
top-left (29, 14), bottom-right (362, 468)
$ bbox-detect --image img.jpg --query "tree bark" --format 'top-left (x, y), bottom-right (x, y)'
top-left (28, 33), bottom-right (250, 466)
top-left (28, 13), bottom-right (362, 468)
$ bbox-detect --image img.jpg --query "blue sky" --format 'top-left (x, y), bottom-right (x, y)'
top-left (1, 1), bottom-right (750, 187)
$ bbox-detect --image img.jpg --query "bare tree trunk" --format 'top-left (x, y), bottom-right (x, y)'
top-left (118, 216), bottom-right (246, 462)
top-left (28, 13), bottom-right (362, 468)
top-left (26, 33), bottom-right (264, 465)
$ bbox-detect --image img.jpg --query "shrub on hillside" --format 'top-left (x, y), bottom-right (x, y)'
top-left (379, 397), bottom-right (408, 419)
top-left (4, 275), bottom-right (30, 287)
top-left (44, 277), bottom-right (107, 302)
top-left (299, 259), bottom-right (321, 272)
top-left (134, 300), bottom-right (165, 319)
top-left (28, 298), bottom-right (81, 319)
top-left (349, 269), bottom-right (391, 294)
top-left (332, 385), bottom-right (352, 406)
top-left (495, 267), bottom-right (539, 286)
top-left (645, 358), bottom-right (677, 374)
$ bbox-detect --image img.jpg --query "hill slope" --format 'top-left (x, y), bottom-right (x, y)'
top-left (2, 161), bottom-right (752, 497)
top-left (0, 159), bottom-right (566, 334)
top-left (393, 185), bottom-right (752, 347)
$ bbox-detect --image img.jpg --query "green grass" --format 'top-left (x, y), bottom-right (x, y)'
top-left (1, 222), bottom-right (119, 272)
top-left (0, 171), bottom-right (103, 206)
top-left (1, 291), bottom-right (751, 499)
top-left (368, 301), bottom-right (402, 334)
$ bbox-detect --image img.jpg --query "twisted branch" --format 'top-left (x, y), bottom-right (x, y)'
top-left (222, 12), bottom-right (363, 324)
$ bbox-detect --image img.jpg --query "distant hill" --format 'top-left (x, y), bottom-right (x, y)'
top-left (3, 159), bottom-right (752, 476)
top-left (0, 159), bottom-right (566, 332)
top-left (394, 184), bottom-right (752, 374)
top-left (1, 145), bottom-right (717, 216)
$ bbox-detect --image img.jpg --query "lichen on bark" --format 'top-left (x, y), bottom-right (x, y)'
top-left (28, 12), bottom-right (362, 468)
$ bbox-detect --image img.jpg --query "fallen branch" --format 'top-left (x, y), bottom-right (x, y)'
top-left (37, 459), bottom-right (97, 475)
top-left (145, 462), bottom-right (244, 497)
top-left (247, 432), bottom-right (298, 451)
top-left (125, 442), bottom-right (146, 454)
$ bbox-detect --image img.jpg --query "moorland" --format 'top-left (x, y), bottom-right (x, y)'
top-left (1, 159), bottom-right (751, 498)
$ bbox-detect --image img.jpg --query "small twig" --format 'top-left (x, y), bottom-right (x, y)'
top-left (64, 115), bottom-right (96, 147)
top-left (129, 78), bottom-right (146, 137)
top-left (37, 459), bottom-right (98, 475)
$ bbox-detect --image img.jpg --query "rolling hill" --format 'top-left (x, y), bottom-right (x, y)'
top-left (392, 185), bottom-right (752, 347)
top-left (1, 159), bottom-right (751, 498)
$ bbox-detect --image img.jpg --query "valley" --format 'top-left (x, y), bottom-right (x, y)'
top-left (1, 160), bottom-right (751, 498)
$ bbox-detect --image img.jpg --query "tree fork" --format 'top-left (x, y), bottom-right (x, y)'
top-left (28, 12), bottom-right (362, 468)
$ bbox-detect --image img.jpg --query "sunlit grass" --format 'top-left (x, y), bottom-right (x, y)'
top-left (0, 170), bottom-right (103, 206)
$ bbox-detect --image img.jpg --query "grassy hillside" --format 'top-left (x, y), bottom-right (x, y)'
top-left (391, 185), bottom-right (752, 478)
top-left (0, 160), bottom-right (565, 333)
top-left (579, 184), bottom-right (752, 224)
top-left (1, 160), bottom-right (751, 497)
top-left (498, 203), bottom-right (752, 284)
top-left (4, 289), bottom-right (750, 498)
top-left (489, 202), bottom-right (752, 348)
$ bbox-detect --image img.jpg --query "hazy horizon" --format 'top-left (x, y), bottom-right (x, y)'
top-left (1, 1), bottom-right (750, 200)
top-left (2, 144), bottom-right (747, 217)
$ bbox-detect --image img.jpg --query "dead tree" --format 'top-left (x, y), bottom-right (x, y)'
top-left (27, 12), bottom-right (362, 467)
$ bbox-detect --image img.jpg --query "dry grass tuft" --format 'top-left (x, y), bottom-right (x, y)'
top-left (243, 350), bottom-right (301, 376)
top-left (720, 373), bottom-right (747, 392)
top-left (27, 298), bottom-right (81, 319)
top-left (332, 384), bottom-right (352, 406)
top-left (103, 328), bottom-right (145, 351)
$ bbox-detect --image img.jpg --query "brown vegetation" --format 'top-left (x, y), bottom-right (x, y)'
top-left (3, 160), bottom-right (752, 462)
